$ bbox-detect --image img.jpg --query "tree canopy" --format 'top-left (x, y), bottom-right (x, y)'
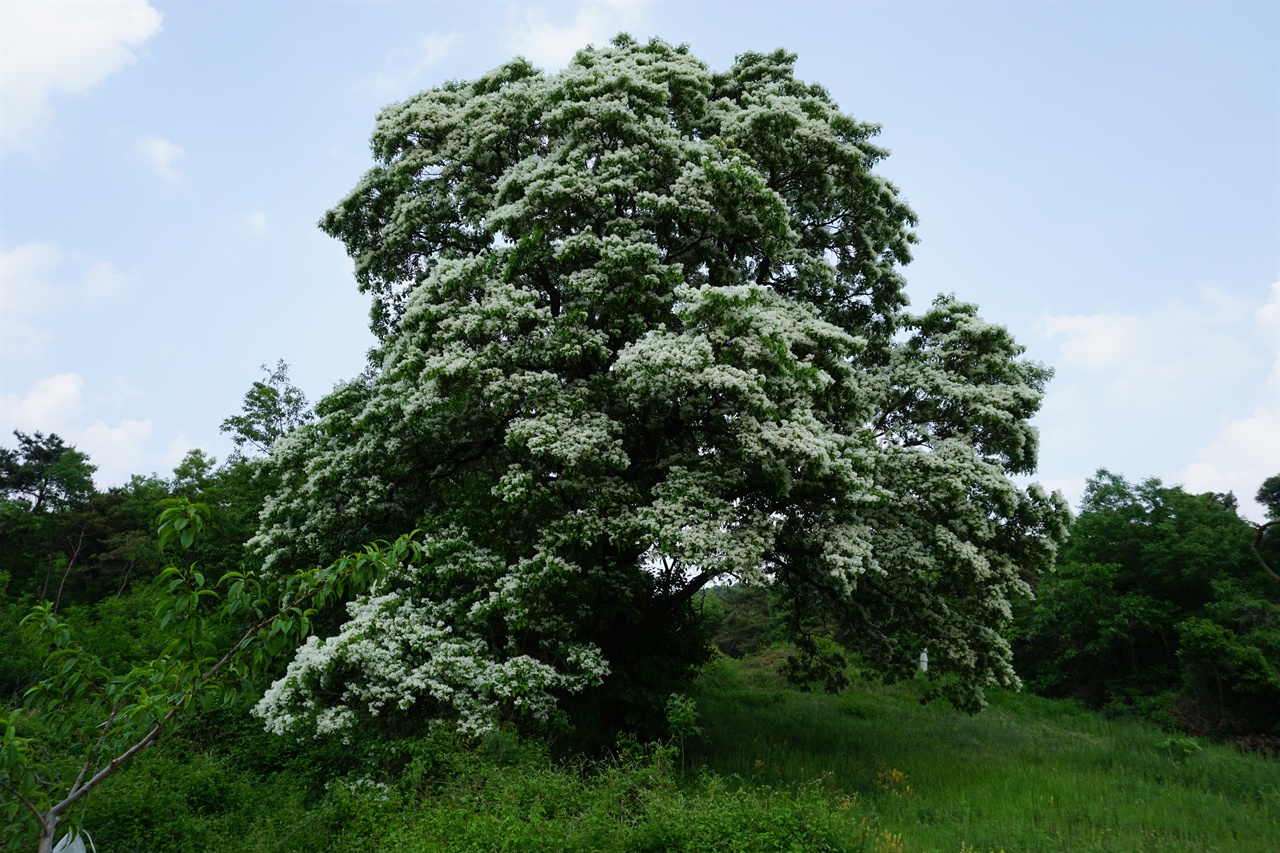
top-left (1015, 470), bottom-right (1280, 738)
top-left (219, 360), bottom-right (313, 457)
top-left (250, 37), bottom-right (1068, 737)
top-left (0, 431), bottom-right (95, 515)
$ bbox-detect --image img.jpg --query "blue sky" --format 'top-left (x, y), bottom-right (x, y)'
top-left (2, 0), bottom-right (1276, 520)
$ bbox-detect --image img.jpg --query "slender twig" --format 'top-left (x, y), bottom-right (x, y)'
top-left (54, 524), bottom-right (90, 614)
top-left (1252, 520), bottom-right (1280, 584)
top-left (48, 702), bottom-right (180, 824)
top-left (0, 776), bottom-right (44, 822)
top-left (70, 704), bottom-right (119, 796)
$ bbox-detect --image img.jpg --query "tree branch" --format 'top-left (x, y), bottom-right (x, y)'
top-left (46, 580), bottom-right (330, 823)
top-left (70, 702), bottom-right (121, 796)
top-left (666, 569), bottom-right (721, 610)
top-left (52, 702), bottom-right (179, 822)
top-left (1251, 520), bottom-right (1280, 584)
top-left (53, 523), bottom-right (89, 613)
top-left (0, 776), bottom-right (43, 823)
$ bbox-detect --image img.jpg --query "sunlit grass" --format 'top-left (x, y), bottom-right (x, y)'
top-left (691, 653), bottom-right (1280, 853)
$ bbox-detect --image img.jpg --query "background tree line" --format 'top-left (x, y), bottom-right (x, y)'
top-left (1014, 471), bottom-right (1280, 748)
top-left (0, 362), bottom-right (309, 700)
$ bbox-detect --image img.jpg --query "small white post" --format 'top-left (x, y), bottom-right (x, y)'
top-left (919, 648), bottom-right (928, 673)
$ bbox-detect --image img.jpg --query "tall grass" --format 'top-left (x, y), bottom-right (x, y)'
top-left (692, 652), bottom-right (1280, 852)
top-left (46, 707), bottom-right (895, 853)
top-left (25, 652), bottom-right (1280, 852)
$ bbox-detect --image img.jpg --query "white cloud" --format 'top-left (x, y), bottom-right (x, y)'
top-left (1, 372), bottom-right (86, 430)
top-left (163, 432), bottom-right (196, 471)
top-left (1036, 284), bottom-right (1260, 405)
top-left (1257, 280), bottom-right (1279, 339)
top-left (80, 417), bottom-right (154, 483)
top-left (1179, 402), bottom-right (1279, 520)
top-left (0, 242), bottom-right (132, 358)
top-left (373, 31), bottom-right (460, 94)
top-left (0, 0), bottom-right (163, 150)
top-left (1034, 281), bottom-right (1278, 521)
top-left (81, 260), bottom-right (131, 299)
top-left (0, 372), bottom-right (182, 486)
top-left (139, 134), bottom-right (184, 181)
top-left (503, 0), bottom-right (649, 69)
top-left (241, 211), bottom-right (269, 240)
top-left (0, 241), bottom-right (61, 354)
top-left (96, 375), bottom-right (146, 407)
top-left (1177, 281), bottom-right (1280, 521)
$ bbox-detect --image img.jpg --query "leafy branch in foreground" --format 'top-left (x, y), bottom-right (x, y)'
top-left (0, 497), bottom-right (415, 853)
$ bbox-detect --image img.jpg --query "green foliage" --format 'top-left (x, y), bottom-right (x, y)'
top-left (14, 703), bottom-right (889, 853)
top-left (379, 737), bottom-right (880, 853)
top-left (219, 360), bottom-right (313, 458)
top-left (0, 431), bottom-right (95, 515)
top-left (1015, 470), bottom-right (1280, 739)
top-left (170, 449), bottom-right (219, 499)
top-left (664, 693), bottom-right (702, 771)
top-left (780, 634), bottom-right (852, 695)
top-left (0, 460), bottom-right (184, 610)
top-left (0, 601), bottom-right (43, 702)
top-left (1155, 735), bottom-right (1203, 762)
top-left (0, 432), bottom-right (107, 604)
top-left (8, 648), bottom-right (1279, 853)
top-left (0, 498), bottom-right (419, 851)
top-left (1256, 474), bottom-right (1280, 521)
top-left (44, 732), bottom-right (353, 853)
top-left (703, 584), bottom-right (786, 658)
top-left (1176, 592), bottom-right (1280, 737)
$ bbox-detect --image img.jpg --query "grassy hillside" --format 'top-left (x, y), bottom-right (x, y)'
top-left (691, 651), bottom-right (1280, 852)
top-left (15, 651), bottom-right (1280, 852)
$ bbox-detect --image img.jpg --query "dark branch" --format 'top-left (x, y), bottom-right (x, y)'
top-left (1251, 520), bottom-right (1280, 584)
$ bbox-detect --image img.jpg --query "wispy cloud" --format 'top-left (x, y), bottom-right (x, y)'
top-left (0, 372), bottom-right (186, 486)
top-left (373, 31), bottom-right (460, 95)
top-left (80, 416), bottom-right (155, 482)
top-left (1036, 285), bottom-right (1263, 405)
top-left (1034, 282), bottom-right (1278, 520)
top-left (0, 241), bottom-right (61, 355)
top-left (139, 134), bottom-right (184, 181)
top-left (0, 0), bottom-right (163, 150)
top-left (1178, 281), bottom-right (1280, 521)
top-left (502, 0), bottom-right (649, 70)
top-left (1, 242), bottom-right (131, 359)
top-left (240, 211), bottom-right (269, 240)
top-left (1, 372), bottom-right (86, 430)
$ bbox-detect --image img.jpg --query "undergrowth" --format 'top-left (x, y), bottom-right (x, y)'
top-left (14, 651), bottom-right (1280, 852)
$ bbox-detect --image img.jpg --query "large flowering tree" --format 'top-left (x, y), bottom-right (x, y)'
top-left (251, 37), bottom-right (1069, 737)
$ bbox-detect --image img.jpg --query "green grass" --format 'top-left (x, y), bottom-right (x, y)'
top-left (690, 651), bottom-right (1280, 853)
top-left (378, 746), bottom-right (886, 853)
top-left (70, 730), bottom-right (895, 853)
top-left (20, 652), bottom-right (1280, 852)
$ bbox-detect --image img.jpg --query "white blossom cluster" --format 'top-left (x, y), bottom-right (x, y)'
top-left (253, 534), bottom-right (609, 736)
